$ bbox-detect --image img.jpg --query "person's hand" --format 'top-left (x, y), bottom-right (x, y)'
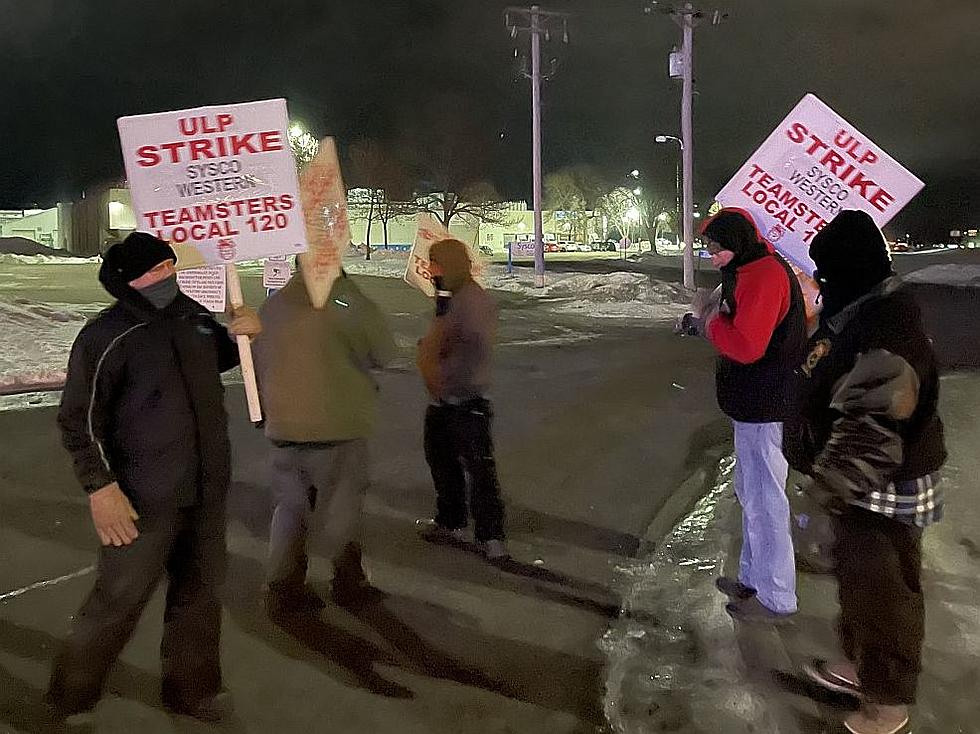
top-left (228, 306), bottom-right (262, 339)
top-left (674, 311), bottom-right (706, 337)
top-left (89, 482), bottom-right (140, 546)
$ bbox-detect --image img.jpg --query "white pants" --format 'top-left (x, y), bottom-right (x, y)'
top-left (732, 420), bottom-right (797, 614)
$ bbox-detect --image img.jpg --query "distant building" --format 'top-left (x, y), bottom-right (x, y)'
top-left (4, 184), bottom-right (601, 257)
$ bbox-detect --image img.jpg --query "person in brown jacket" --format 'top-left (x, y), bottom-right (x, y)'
top-left (416, 239), bottom-right (507, 560)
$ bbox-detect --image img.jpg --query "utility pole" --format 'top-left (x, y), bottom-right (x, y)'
top-left (647, 2), bottom-right (727, 290)
top-left (505, 6), bottom-right (570, 288)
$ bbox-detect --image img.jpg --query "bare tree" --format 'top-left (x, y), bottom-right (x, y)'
top-left (347, 140), bottom-right (415, 259)
top-left (400, 94), bottom-right (512, 228)
top-left (544, 169), bottom-right (589, 243)
top-left (416, 181), bottom-right (512, 227)
top-left (544, 165), bottom-right (614, 244)
top-left (595, 187), bottom-right (642, 243)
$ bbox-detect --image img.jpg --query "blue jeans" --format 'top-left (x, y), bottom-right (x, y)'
top-left (732, 420), bottom-right (797, 614)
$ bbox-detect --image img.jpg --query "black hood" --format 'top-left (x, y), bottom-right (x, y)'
top-left (700, 208), bottom-right (769, 270)
top-left (810, 210), bottom-right (893, 320)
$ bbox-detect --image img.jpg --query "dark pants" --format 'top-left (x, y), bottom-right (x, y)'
top-left (424, 399), bottom-right (505, 542)
top-left (48, 505), bottom-right (225, 713)
top-left (834, 507), bottom-right (924, 705)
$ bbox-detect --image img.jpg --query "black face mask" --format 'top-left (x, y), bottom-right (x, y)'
top-left (137, 274), bottom-right (179, 309)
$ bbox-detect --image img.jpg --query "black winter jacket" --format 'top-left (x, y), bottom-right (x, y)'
top-left (783, 277), bottom-right (946, 509)
top-left (57, 277), bottom-right (239, 513)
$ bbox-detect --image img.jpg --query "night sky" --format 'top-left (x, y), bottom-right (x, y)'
top-left (1, 0), bottom-right (977, 240)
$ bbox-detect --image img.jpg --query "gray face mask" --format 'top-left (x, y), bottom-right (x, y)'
top-left (137, 274), bottom-right (179, 309)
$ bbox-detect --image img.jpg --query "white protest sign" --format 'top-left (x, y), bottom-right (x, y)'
top-left (117, 99), bottom-right (307, 268)
top-left (404, 213), bottom-right (486, 297)
top-left (715, 93), bottom-right (924, 275)
top-left (177, 265), bottom-right (227, 312)
top-left (405, 213), bottom-right (452, 297)
top-left (263, 258), bottom-right (292, 289)
top-left (297, 138), bottom-right (349, 308)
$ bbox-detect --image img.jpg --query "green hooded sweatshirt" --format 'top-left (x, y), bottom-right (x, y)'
top-left (254, 272), bottom-right (398, 442)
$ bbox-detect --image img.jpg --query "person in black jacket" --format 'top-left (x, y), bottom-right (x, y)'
top-left (785, 211), bottom-right (946, 734)
top-left (46, 232), bottom-right (261, 722)
top-left (684, 209), bottom-right (807, 623)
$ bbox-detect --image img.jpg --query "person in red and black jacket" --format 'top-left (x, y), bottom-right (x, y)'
top-left (685, 208), bottom-right (807, 623)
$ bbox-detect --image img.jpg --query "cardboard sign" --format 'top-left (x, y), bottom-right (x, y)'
top-left (715, 94), bottom-right (924, 275)
top-left (177, 265), bottom-right (227, 313)
top-left (263, 258), bottom-right (292, 289)
top-left (297, 138), bottom-right (349, 308)
top-left (405, 213), bottom-right (453, 297)
top-left (118, 99), bottom-right (307, 268)
top-left (404, 213), bottom-right (485, 297)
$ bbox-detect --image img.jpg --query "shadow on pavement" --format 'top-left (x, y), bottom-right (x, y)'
top-left (223, 551), bottom-right (604, 726)
top-left (222, 553), bottom-right (412, 699)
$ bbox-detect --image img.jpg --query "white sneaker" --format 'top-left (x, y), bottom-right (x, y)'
top-left (844, 704), bottom-right (909, 734)
top-left (483, 539), bottom-right (509, 560)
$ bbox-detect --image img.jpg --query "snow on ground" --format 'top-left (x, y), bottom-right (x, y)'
top-left (343, 251), bottom-right (691, 321)
top-left (0, 298), bottom-right (97, 393)
top-left (0, 250), bottom-right (689, 395)
top-left (0, 253), bottom-right (100, 265)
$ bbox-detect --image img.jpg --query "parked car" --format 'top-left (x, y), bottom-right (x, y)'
top-left (544, 242), bottom-right (560, 253)
top-left (479, 245), bottom-right (494, 256)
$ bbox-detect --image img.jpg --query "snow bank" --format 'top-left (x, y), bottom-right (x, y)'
top-left (0, 253), bottom-right (100, 265)
top-left (905, 264), bottom-right (980, 287)
top-left (0, 298), bottom-right (97, 393)
top-left (342, 252), bottom-right (691, 321)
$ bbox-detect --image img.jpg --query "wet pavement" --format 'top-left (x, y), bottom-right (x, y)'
top-left (602, 372), bottom-right (980, 734)
top-left (0, 271), bottom-right (724, 733)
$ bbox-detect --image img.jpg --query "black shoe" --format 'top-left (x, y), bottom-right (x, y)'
top-left (163, 691), bottom-right (233, 723)
top-left (715, 576), bottom-right (757, 600)
top-left (725, 596), bottom-right (795, 625)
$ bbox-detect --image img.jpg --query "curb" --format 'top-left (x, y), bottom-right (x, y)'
top-left (641, 442), bottom-right (731, 550)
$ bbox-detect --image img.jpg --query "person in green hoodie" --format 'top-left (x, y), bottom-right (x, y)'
top-left (253, 263), bottom-right (397, 614)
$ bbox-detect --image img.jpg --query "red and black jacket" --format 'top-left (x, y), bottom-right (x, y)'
top-left (707, 250), bottom-right (807, 423)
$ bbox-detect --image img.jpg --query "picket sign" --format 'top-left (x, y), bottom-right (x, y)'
top-left (403, 213), bottom-right (486, 297)
top-left (297, 138), bottom-right (349, 308)
top-left (117, 98), bottom-right (309, 423)
top-left (222, 265), bottom-right (261, 422)
top-left (715, 93), bottom-right (924, 276)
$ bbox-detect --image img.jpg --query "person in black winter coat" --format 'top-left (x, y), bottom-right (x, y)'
top-left (47, 232), bottom-right (261, 722)
top-left (786, 211), bottom-right (946, 734)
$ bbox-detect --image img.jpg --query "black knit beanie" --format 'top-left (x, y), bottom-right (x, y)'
top-left (810, 210), bottom-right (893, 319)
top-left (99, 232), bottom-right (176, 286)
top-left (700, 208), bottom-right (769, 268)
top-left (809, 210), bottom-right (891, 283)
